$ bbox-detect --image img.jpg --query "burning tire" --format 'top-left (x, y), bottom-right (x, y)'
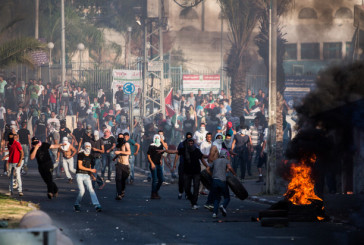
top-left (226, 176), bottom-right (248, 200)
top-left (200, 169), bottom-right (212, 190)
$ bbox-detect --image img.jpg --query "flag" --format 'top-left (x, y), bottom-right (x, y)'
top-left (165, 88), bottom-right (175, 117)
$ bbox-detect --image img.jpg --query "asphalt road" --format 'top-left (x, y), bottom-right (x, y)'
top-left (0, 162), bottom-right (359, 245)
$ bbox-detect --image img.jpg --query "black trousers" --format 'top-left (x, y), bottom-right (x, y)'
top-left (38, 164), bottom-right (58, 194)
top-left (184, 174), bottom-right (200, 206)
top-left (178, 166), bottom-right (184, 194)
top-left (115, 164), bottom-right (130, 196)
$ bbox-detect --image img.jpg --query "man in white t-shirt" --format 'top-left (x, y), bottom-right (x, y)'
top-left (193, 123), bottom-right (208, 147)
top-left (0, 101), bottom-right (6, 130)
top-left (0, 76), bottom-right (7, 102)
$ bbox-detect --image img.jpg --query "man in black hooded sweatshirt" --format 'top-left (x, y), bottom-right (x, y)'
top-left (164, 136), bottom-right (208, 209)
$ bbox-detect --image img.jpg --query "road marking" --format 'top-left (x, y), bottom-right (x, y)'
top-left (256, 236), bottom-right (305, 240)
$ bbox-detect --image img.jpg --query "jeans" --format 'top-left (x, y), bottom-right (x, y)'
top-left (9, 162), bottom-right (23, 193)
top-left (102, 153), bottom-right (113, 180)
top-left (68, 101), bottom-right (73, 115)
top-left (38, 163), bottom-right (58, 194)
top-left (232, 149), bottom-right (249, 180)
top-left (92, 157), bottom-right (104, 187)
top-left (128, 155), bottom-right (135, 181)
top-left (63, 157), bottom-right (76, 179)
top-left (184, 174), bottom-right (200, 206)
top-left (21, 144), bottom-right (29, 167)
top-left (75, 173), bottom-right (100, 206)
top-left (150, 164), bottom-right (164, 193)
top-left (115, 163), bottom-right (130, 196)
top-left (52, 151), bottom-right (62, 177)
top-left (212, 179), bottom-right (230, 215)
top-left (50, 103), bottom-right (56, 112)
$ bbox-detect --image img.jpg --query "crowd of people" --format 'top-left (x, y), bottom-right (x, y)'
top-left (1, 73), bottom-right (280, 218)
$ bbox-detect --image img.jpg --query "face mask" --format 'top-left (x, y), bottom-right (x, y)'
top-left (225, 139), bottom-right (231, 144)
top-left (200, 127), bottom-right (205, 132)
top-left (9, 137), bottom-right (14, 145)
top-left (154, 138), bottom-right (161, 147)
top-left (117, 138), bottom-right (125, 145)
top-left (84, 147), bottom-right (91, 155)
top-left (216, 139), bottom-right (223, 144)
top-left (187, 144), bottom-right (196, 152)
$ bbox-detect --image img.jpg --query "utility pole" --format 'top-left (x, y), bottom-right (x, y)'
top-left (35, 0), bottom-right (39, 39)
top-left (266, 0), bottom-right (277, 194)
top-left (142, 0), bottom-right (165, 119)
top-left (159, 0), bottom-right (165, 118)
top-left (61, 0), bottom-right (66, 92)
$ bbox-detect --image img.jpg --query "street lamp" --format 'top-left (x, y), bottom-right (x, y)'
top-left (47, 42), bottom-right (54, 84)
top-left (77, 43), bottom-right (85, 83)
top-left (127, 26), bottom-right (132, 69)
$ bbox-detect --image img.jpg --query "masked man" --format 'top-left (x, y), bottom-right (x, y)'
top-left (147, 134), bottom-right (165, 199)
top-left (193, 123), bottom-right (208, 147)
top-left (114, 133), bottom-right (131, 200)
top-left (57, 137), bottom-right (77, 183)
top-left (30, 137), bottom-right (60, 199)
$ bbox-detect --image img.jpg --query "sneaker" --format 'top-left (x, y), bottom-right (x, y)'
top-left (219, 205), bottom-right (227, 217)
top-left (21, 169), bottom-right (27, 175)
top-left (115, 195), bottom-right (122, 200)
top-left (47, 193), bottom-right (53, 199)
top-left (105, 179), bottom-right (111, 183)
top-left (98, 182), bottom-right (106, 190)
top-left (204, 204), bottom-right (214, 211)
top-left (178, 193), bottom-right (182, 200)
top-left (256, 176), bottom-right (263, 183)
top-left (191, 205), bottom-right (199, 210)
top-left (74, 205), bottom-right (81, 212)
top-left (19, 192), bottom-right (24, 196)
top-left (4, 171), bottom-right (8, 176)
top-left (95, 205), bottom-right (102, 212)
top-left (212, 213), bottom-right (217, 218)
top-left (150, 192), bottom-right (160, 199)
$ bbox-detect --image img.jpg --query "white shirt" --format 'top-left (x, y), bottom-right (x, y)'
top-left (0, 107), bottom-right (5, 120)
top-left (193, 130), bottom-right (208, 147)
top-left (37, 85), bottom-right (44, 96)
top-left (200, 140), bottom-right (212, 156)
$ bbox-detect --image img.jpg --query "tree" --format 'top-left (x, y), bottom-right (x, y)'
top-left (0, 37), bottom-right (46, 69)
top-left (254, 0), bottom-right (293, 160)
top-left (0, 2), bottom-right (45, 69)
top-left (218, 0), bottom-right (265, 117)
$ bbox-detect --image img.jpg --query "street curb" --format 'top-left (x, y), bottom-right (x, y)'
top-left (247, 196), bottom-right (277, 205)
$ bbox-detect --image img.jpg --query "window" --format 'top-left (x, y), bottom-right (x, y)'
top-left (335, 7), bottom-right (353, 19)
top-left (293, 65), bottom-right (304, 76)
top-left (179, 8), bottom-right (198, 19)
top-left (284, 44), bottom-right (297, 60)
top-left (298, 8), bottom-right (318, 19)
top-left (323, 42), bottom-right (342, 59)
top-left (301, 43), bottom-right (320, 60)
top-left (346, 42), bottom-right (352, 57)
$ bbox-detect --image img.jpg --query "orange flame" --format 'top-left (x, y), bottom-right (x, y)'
top-left (284, 155), bottom-right (322, 205)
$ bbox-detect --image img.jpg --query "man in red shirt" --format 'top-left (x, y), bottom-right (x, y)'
top-left (6, 132), bottom-right (24, 196)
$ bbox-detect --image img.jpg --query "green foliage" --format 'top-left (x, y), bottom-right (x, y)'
top-left (0, 37), bottom-right (46, 69)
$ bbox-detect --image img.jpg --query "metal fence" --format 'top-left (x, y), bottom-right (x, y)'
top-left (2, 62), bottom-right (267, 99)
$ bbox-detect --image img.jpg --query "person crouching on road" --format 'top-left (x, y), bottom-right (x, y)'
top-left (207, 149), bottom-right (236, 218)
top-left (147, 134), bottom-right (164, 199)
top-left (74, 142), bottom-right (102, 212)
top-left (114, 133), bottom-right (131, 200)
top-left (29, 137), bottom-right (60, 199)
